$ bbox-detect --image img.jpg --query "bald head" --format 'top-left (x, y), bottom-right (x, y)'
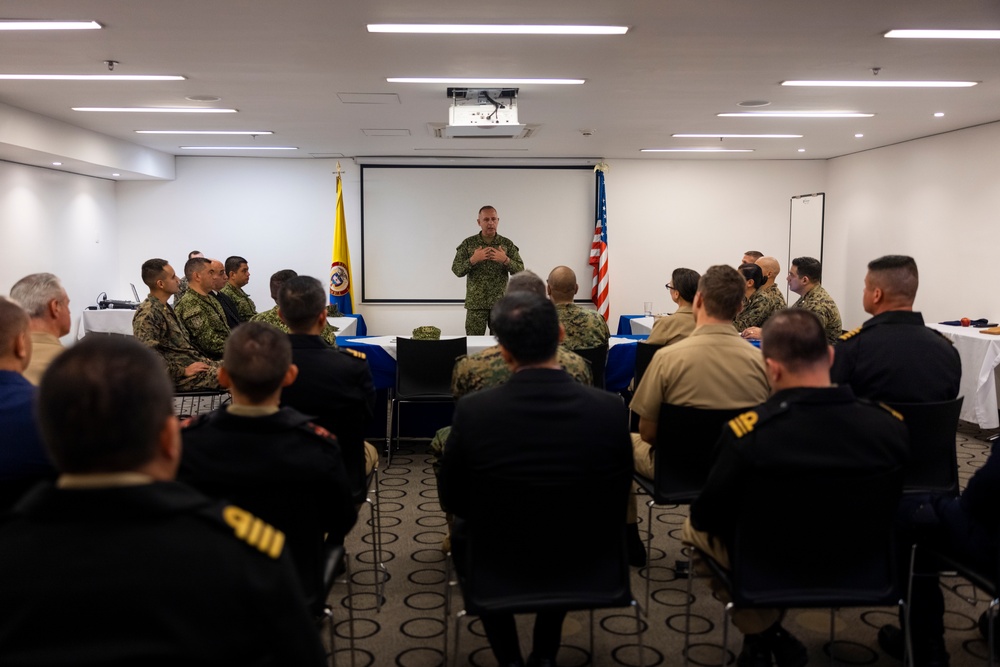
top-left (756, 257), bottom-right (780, 288)
top-left (0, 297), bottom-right (31, 372)
top-left (546, 266), bottom-right (578, 304)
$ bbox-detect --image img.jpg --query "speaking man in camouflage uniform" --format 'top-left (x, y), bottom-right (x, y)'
top-left (132, 258), bottom-right (222, 391)
top-left (252, 269), bottom-right (338, 347)
top-left (451, 205), bottom-right (524, 335)
top-left (174, 257), bottom-right (231, 360)
top-left (220, 255), bottom-right (256, 322)
top-left (546, 266), bottom-right (610, 352)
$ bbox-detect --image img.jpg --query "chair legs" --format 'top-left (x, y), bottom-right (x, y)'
top-left (384, 390), bottom-right (395, 467)
top-left (324, 553), bottom-right (356, 667)
top-left (363, 466), bottom-right (388, 612)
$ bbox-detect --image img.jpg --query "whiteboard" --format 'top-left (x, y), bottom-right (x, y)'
top-left (361, 166), bottom-right (596, 302)
top-left (787, 193), bottom-right (825, 302)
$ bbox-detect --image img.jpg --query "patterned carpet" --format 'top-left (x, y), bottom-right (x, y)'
top-left (329, 422), bottom-right (997, 667)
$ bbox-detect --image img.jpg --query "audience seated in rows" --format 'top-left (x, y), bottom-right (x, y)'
top-left (174, 256), bottom-right (231, 360)
top-left (0, 335), bottom-right (327, 665)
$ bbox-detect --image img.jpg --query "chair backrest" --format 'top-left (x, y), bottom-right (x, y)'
top-left (395, 337), bottom-right (468, 399)
top-left (728, 467), bottom-right (903, 609)
top-left (652, 403), bottom-right (745, 504)
top-left (573, 344), bottom-right (609, 389)
top-left (633, 342), bottom-right (664, 390)
top-left (458, 471), bottom-right (633, 615)
top-left (886, 397), bottom-right (963, 496)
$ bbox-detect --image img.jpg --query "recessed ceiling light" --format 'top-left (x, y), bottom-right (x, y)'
top-left (186, 95), bottom-right (222, 102)
top-left (885, 29), bottom-right (1000, 39)
top-left (797, 148), bottom-right (806, 153)
top-left (112, 173), bottom-right (120, 177)
top-left (641, 148), bottom-right (754, 153)
top-left (718, 111), bottom-right (874, 118)
top-left (855, 133), bottom-right (864, 138)
top-left (73, 107), bottom-right (238, 113)
top-left (387, 77), bottom-right (584, 85)
top-left (0, 20), bottom-right (101, 30)
top-left (672, 133), bottom-right (802, 138)
top-left (136, 130), bottom-right (272, 135)
top-left (934, 112), bottom-right (945, 117)
top-left (368, 24), bottom-right (628, 35)
top-left (0, 74), bottom-right (183, 81)
top-left (179, 146), bottom-right (297, 150)
top-left (782, 80), bottom-right (977, 88)
top-left (51, 162), bottom-right (62, 166)
top-left (737, 100), bottom-right (771, 107)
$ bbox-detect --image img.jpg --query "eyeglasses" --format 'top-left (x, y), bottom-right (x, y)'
top-left (665, 283), bottom-right (675, 291)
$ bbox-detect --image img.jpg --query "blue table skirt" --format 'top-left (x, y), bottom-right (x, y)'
top-left (617, 315), bottom-right (644, 335)
top-left (336, 334), bottom-right (649, 393)
top-left (342, 313), bottom-right (367, 336)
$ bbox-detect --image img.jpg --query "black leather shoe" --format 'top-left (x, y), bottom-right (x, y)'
top-left (878, 624), bottom-right (949, 667)
top-left (626, 522), bottom-right (647, 567)
top-left (736, 632), bottom-right (772, 667)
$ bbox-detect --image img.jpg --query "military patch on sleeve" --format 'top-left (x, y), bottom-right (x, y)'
top-left (223, 505), bottom-right (286, 558)
top-left (727, 410), bottom-right (759, 438)
top-left (838, 326), bottom-right (863, 342)
top-left (341, 347), bottom-right (366, 360)
top-left (877, 402), bottom-right (905, 421)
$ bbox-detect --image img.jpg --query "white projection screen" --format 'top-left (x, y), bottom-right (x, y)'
top-left (787, 192), bottom-right (825, 302)
top-left (361, 165), bottom-right (596, 302)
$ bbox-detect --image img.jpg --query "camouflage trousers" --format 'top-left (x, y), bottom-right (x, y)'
top-left (464, 309), bottom-right (490, 336)
top-left (175, 366), bottom-right (223, 392)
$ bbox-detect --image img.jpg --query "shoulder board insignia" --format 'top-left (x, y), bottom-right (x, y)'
top-left (727, 410), bottom-right (759, 438)
top-left (299, 421), bottom-right (338, 444)
top-left (222, 505), bottom-right (285, 558)
top-left (838, 326), bottom-right (863, 341)
top-left (877, 402), bottom-right (905, 421)
top-left (341, 347), bottom-right (366, 360)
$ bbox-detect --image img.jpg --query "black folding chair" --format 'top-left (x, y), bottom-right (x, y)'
top-left (318, 544), bottom-right (356, 667)
top-left (573, 343), bottom-right (609, 389)
top-left (387, 337), bottom-right (467, 466)
top-left (633, 342), bottom-right (663, 390)
top-left (174, 389), bottom-right (230, 417)
top-left (633, 403), bottom-right (744, 610)
top-left (886, 398), bottom-right (964, 495)
top-left (444, 473), bottom-right (645, 666)
top-left (690, 468), bottom-right (906, 667)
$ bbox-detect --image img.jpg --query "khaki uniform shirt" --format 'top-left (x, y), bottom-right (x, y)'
top-left (555, 303), bottom-right (610, 351)
top-left (132, 295), bottom-right (220, 384)
top-left (23, 332), bottom-right (63, 386)
top-left (451, 233), bottom-right (524, 310)
top-left (251, 306), bottom-right (339, 348)
top-left (646, 305), bottom-right (696, 347)
top-left (174, 290), bottom-right (231, 360)
top-left (220, 283), bottom-right (257, 322)
top-left (630, 323), bottom-right (769, 422)
top-left (792, 284), bottom-right (842, 344)
top-left (451, 345), bottom-right (592, 398)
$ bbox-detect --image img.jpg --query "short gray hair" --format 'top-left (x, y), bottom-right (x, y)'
top-left (505, 270), bottom-right (546, 298)
top-left (10, 273), bottom-right (65, 318)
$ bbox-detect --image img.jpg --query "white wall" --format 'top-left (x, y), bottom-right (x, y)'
top-left (0, 161), bottom-right (119, 341)
top-left (826, 121), bottom-right (1000, 329)
top-left (606, 159), bottom-right (828, 325)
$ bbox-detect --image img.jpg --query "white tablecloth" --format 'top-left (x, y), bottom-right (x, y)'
top-left (629, 316), bottom-right (655, 335)
top-left (78, 309), bottom-right (135, 338)
top-left (349, 334), bottom-right (639, 361)
top-left (926, 323), bottom-right (1000, 429)
top-left (326, 317), bottom-right (357, 337)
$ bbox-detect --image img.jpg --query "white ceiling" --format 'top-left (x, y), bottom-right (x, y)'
top-left (1, 0), bottom-right (999, 178)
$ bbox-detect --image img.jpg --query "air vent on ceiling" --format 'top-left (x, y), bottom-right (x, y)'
top-left (427, 123), bottom-right (540, 139)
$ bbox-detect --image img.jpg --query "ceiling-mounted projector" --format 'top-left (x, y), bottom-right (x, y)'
top-left (444, 87), bottom-right (526, 138)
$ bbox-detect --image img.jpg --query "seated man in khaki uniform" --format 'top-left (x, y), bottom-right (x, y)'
top-left (9, 273), bottom-right (71, 385)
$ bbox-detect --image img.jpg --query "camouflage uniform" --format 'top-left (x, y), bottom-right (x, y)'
top-left (174, 290), bottom-right (231, 360)
top-left (132, 294), bottom-right (222, 391)
top-left (430, 346), bottom-right (593, 469)
top-left (733, 284), bottom-right (785, 332)
top-left (451, 233), bottom-right (524, 335)
top-left (792, 284), bottom-right (842, 344)
top-left (176, 277), bottom-right (190, 303)
top-left (555, 302), bottom-right (610, 351)
top-left (220, 283), bottom-right (257, 322)
top-left (251, 306), bottom-right (339, 348)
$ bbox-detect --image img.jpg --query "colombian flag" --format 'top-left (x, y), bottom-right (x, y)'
top-left (329, 174), bottom-right (355, 315)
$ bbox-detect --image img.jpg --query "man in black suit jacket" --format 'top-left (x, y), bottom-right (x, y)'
top-left (208, 258), bottom-right (242, 329)
top-left (277, 275), bottom-right (377, 503)
top-left (439, 292), bottom-right (633, 667)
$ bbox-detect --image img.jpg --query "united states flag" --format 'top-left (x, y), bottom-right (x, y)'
top-left (590, 169), bottom-right (609, 321)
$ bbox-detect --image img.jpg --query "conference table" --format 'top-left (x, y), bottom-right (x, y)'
top-left (77, 309), bottom-right (364, 339)
top-left (336, 334), bottom-right (648, 392)
top-left (926, 323), bottom-right (1000, 429)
